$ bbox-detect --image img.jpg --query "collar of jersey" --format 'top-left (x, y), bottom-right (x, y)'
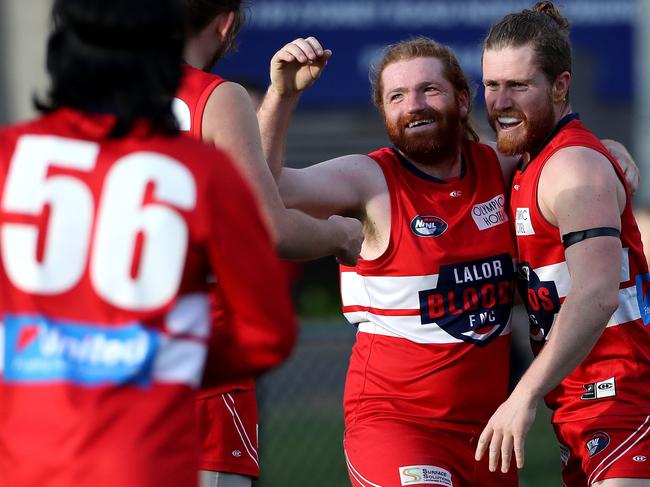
top-left (390, 146), bottom-right (467, 184)
top-left (518, 112), bottom-right (580, 172)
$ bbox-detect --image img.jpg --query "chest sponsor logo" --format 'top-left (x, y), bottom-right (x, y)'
top-left (634, 455), bottom-right (647, 462)
top-left (517, 263), bottom-right (561, 342)
top-left (471, 194), bottom-right (508, 231)
top-left (3, 314), bottom-right (158, 387)
top-left (450, 190), bottom-right (462, 197)
top-left (399, 465), bottom-right (453, 486)
top-left (410, 216), bottom-right (448, 238)
top-left (581, 377), bottom-right (616, 400)
top-left (586, 432), bottom-right (610, 457)
top-left (418, 253), bottom-right (515, 347)
top-left (515, 208), bottom-right (535, 236)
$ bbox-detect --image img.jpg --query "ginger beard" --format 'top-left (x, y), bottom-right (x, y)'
top-left (488, 90), bottom-right (556, 156)
top-left (384, 101), bottom-right (463, 165)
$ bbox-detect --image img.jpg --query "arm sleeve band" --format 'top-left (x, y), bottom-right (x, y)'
top-left (561, 227), bottom-right (621, 249)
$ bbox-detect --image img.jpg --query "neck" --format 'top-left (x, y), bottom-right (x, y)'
top-left (400, 146), bottom-right (463, 179)
top-left (521, 103), bottom-right (572, 167)
top-left (183, 37), bottom-right (215, 72)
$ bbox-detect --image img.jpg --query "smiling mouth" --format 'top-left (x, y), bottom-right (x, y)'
top-left (406, 119), bottom-right (435, 129)
top-left (497, 117), bottom-right (523, 130)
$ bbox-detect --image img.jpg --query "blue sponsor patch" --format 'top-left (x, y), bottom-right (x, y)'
top-left (586, 432), bottom-right (610, 457)
top-left (410, 216), bottom-right (448, 237)
top-left (636, 273), bottom-right (650, 324)
top-left (3, 314), bottom-right (159, 387)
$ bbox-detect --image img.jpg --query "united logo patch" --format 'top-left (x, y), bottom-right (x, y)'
top-left (586, 432), bottom-right (610, 457)
top-left (410, 216), bottom-right (448, 237)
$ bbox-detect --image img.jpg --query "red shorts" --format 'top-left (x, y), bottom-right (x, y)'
top-left (344, 418), bottom-right (518, 487)
top-left (553, 414), bottom-right (650, 486)
top-left (196, 390), bottom-right (259, 478)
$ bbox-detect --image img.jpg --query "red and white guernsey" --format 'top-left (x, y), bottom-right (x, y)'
top-left (0, 108), bottom-right (294, 487)
top-left (341, 142), bottom-right (517, 427)
top-left (175, 64), bottom-right (255, 398)
top-left (510, 114), bottom-right (650, 423)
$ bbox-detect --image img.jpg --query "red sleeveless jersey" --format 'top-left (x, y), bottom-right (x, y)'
top-left (510, 116), bottom-right (650, 423)
top-left (175, 65), bottom-right (255, 396)
top-left (0, 108), bottom-right (294, 487)
top-left (341, 142), bottom-right (517, 427)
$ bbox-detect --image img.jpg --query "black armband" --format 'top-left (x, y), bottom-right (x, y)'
top-left (561, 227), bottom-right (621, 249)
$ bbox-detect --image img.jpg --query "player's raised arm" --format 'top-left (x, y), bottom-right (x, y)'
top-left (200, 70), bottom-right (362, 266)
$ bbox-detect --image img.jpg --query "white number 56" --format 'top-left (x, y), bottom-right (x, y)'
top-left (1, 135), bottom-right (197, 311)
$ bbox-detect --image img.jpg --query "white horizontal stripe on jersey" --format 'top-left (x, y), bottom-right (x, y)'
top-left (606, 285), bottom-right (641, 327)
top-left (165, 293), bottom-right (211, 338)
top-left (152, 336), bottom-right (207, 387)
top-left (534, 248), bottom-right (631, 299)
top-left (341, 271), bottom-right (439, 310)
top-left (353, 314), bottom-right (512, 345)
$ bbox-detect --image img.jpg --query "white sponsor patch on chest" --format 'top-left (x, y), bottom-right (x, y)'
top-left (471, 194), bottom-right (508, 230)
top-left (399, 465), bottom-right (453, 486)
top-left (515, 207), bottom-right (535, 235)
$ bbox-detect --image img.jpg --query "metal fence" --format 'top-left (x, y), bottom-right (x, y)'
top-left (253, 318), bottom-right (562, 487)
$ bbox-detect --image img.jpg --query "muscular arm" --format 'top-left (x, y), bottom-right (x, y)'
top-left (202, 149), bottom-right (297, 385)
top-left (201, 80), bottom-right (361, 265)
top-left (476, 146), bottom-right (625, 473)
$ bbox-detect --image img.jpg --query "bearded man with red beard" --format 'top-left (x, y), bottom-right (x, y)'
top-left (257, 36), bottom-right (521, 487)
top-left (476, 3), bottom-right (650, 486)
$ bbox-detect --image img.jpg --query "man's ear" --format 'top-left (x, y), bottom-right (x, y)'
top-left (214, 11), bottom-right (235, 43)
top-left (552, 71), bottom-right (571, 103)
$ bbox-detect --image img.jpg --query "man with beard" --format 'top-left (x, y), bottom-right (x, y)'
top-left (259, 35), bottom-right (519, 487)
top-left (174, 3), bottom-right (363, 487)
top-left (475, 2), bottom-right (650, 486)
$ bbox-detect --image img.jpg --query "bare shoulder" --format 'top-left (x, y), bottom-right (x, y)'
top-left (202, 81), bottom-right (258, 139)
top-left (313, 153), bottom-right (386, 193)
top-left (542, 145), bottom-right (619, 188)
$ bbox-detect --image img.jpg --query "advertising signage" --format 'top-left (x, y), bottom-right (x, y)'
top-left (217, 0), bottom-right (637, 107)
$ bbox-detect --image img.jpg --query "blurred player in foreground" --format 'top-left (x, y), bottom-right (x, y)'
top-left (176, 2), bottom-right (363, 486)
top-left (0, 0), bottom-right (296, 486)
top-left (475, 2), bottom-right (650, 485)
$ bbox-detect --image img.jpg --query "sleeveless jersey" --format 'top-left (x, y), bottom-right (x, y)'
top-left (0, 107), bottom-right (294, 487)
top-left (341, 142), bottom-right (517, 426)
top-left (510, 115), bottom-right (650, 423)
top-left (175, 64), bottom-right (255, 396)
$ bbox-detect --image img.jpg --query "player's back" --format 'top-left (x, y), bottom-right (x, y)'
top-left (0, 107), bottom-right (288, 487)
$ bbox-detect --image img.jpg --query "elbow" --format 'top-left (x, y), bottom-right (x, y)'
top-left (588, 285), bottom-right (620, 323)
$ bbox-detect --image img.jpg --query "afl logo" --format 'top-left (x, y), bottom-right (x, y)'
top-left (410, 216), bottom-right (448, 237)
top-left (586, 432), bottom-right (610, 457)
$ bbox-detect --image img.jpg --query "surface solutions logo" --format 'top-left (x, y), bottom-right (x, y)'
top-left (398, 465), bottom-right (453, 486)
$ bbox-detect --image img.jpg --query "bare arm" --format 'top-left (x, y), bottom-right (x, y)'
top-left (201, 80), bottom-right (362, 265)
top-left (475, 146), bottom-right (625, 473)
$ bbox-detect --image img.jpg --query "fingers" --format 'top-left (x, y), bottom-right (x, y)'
top-left (474, 425), bottom-right (492, 462)
top-left (513, 434), bottom-right (525, 469)
top-left (275, 37), bottom-right (331, 65)
top-left (500, 434), bottom-right (513, 473)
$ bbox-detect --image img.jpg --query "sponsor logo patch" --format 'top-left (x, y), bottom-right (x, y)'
top-left (633, 455), bottom-right (647, 462)
top-left (586, 432), bottom-right (610, 457)
top-left (3, 314), bottom-right (158, 387)
top-left (559, 443), bottom-right (571, 465)
top-left (399, 465), bottom-right (453, 486)
top-left (471, 194), bottom-right (508, 231)
top-left (636, 273), bottom-right (650, 325)
top-left (419, 254), bottom-right (515, 347)
top-left (515, 208), bottom-right (535, 236)
top-left (410, 216), bottom-right (448, 238)
top-left (581, 377), bottom-right (616, 400)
